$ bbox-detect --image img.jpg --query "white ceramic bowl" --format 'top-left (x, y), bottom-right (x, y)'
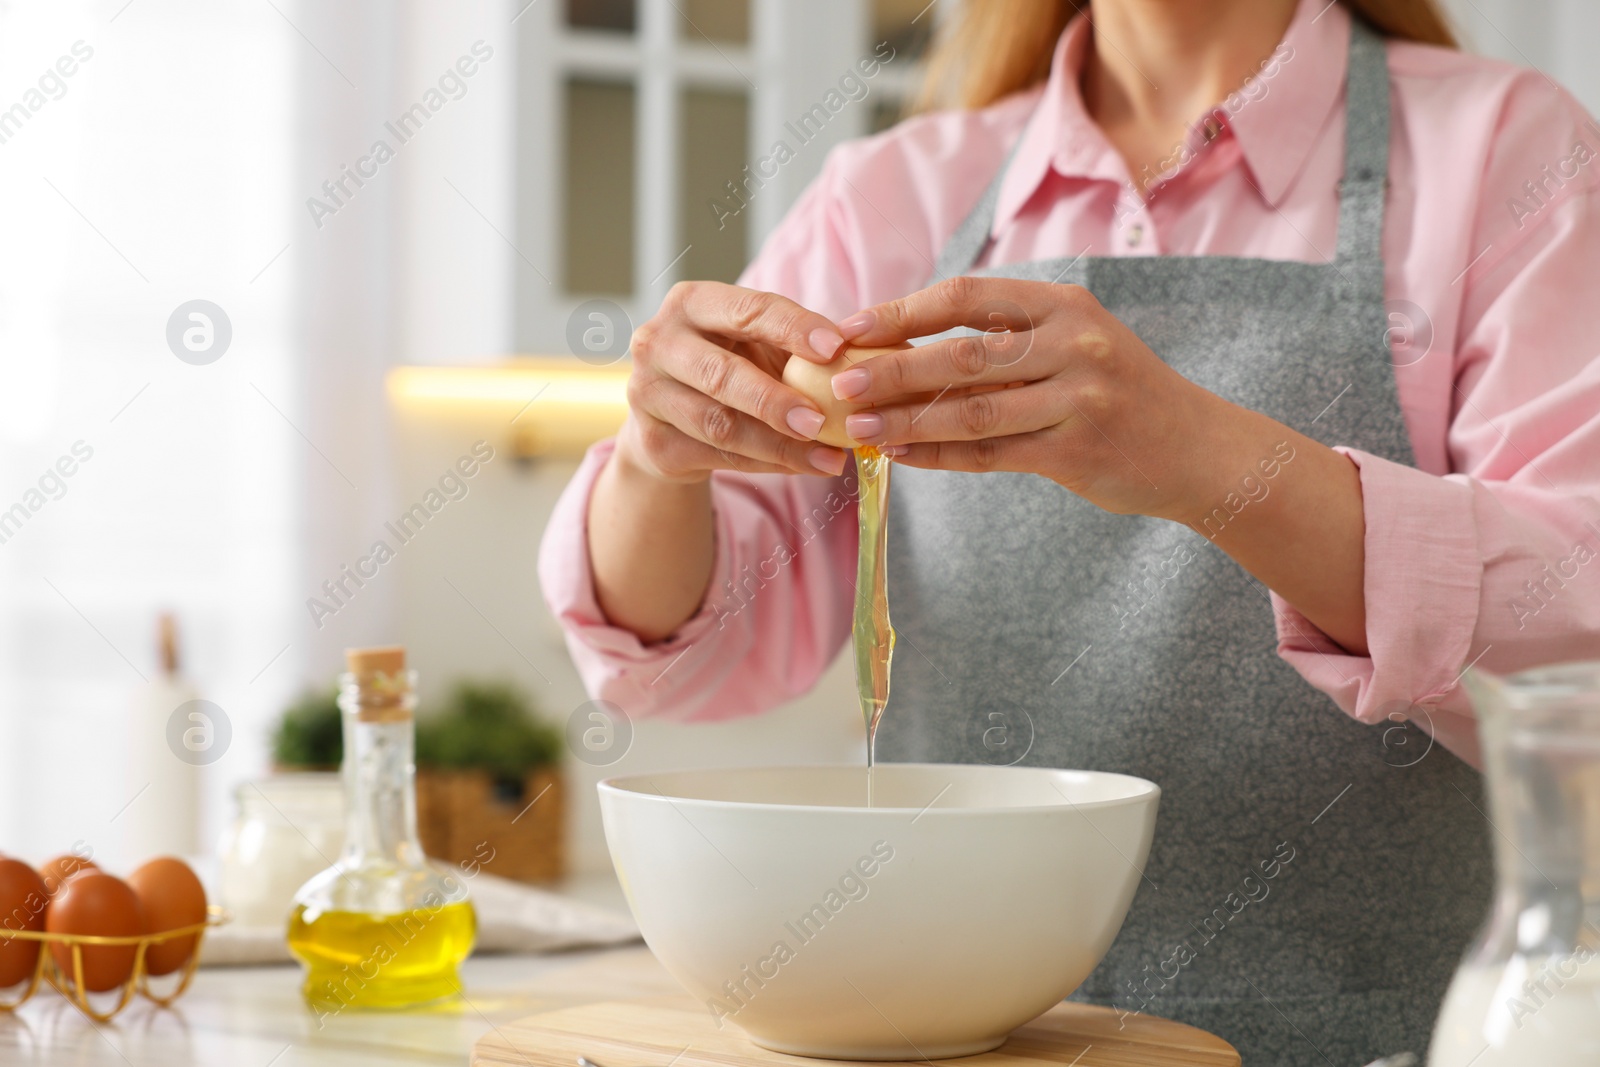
top-left (598, 763), bottom-right (1159, 1059)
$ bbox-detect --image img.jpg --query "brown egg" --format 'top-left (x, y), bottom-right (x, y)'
top-left (38, 853), bottom-right (98, 899)
top-left (782, 343), bottom-right (912, 448)
top-left (45, 872), bottom-right (144, 992)
top-left (0, 858), bottom-right (49, 987)
top-left (128, 858), bottom-right (207, 976)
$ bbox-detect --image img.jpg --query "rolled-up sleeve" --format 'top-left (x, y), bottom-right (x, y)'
top-left (536, 150), bottom-right (866, 721)
top-left (1275, 86), bottom-right (1600, 763)
top-left (1273, 455), bottom-right (1487, 764)
top-left (538, 439), bottom-right (857, 721)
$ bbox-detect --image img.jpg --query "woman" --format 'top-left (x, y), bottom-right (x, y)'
top-left (542, 0), bottom-right (1600, 1061)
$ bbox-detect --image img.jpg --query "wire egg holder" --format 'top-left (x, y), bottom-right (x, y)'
top-left (0, 905), bottom-right (229, 1022)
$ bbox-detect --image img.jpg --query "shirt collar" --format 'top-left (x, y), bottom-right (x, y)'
top-left (991, 0), bottom-right (1354, 238)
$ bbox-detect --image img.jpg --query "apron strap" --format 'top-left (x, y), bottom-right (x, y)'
top-left (926, 137), bottom-right (1020, 284)
top-left (926, 17), bottom-right (1392, 288)
top-left (1334, 19), bottom-right (1391, 285)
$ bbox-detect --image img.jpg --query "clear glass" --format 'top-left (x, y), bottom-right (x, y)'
top-left (1429, 661), bottom-right (1600, 1066)
top-left (680, 85), bottom-right (749, 284)
top-left (566, 0), bottom-right (637, 33)
top-left (870, 97), bottom-right (904, 136)
top-left (287, 671), bottom-right (475, 1011)
top-left (869, 0), bottom-right (934, 133)
top-left (676, 0), bottom-right (748, 44)
top-left (563, 78), bottom-right (636, 295)
top-left (873, 0), bottom-right (935, 61)
top-left (218, 773), bottom-right (344, 928)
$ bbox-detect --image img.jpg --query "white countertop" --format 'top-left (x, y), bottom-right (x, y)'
top-left (1, 874), bottom-right (654, 1067)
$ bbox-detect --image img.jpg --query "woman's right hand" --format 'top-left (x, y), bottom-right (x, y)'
top-left (615, 281), bottom-right (850, 482)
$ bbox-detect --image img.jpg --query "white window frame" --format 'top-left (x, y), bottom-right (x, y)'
top-left (515, 0), bottom-right (935, 354)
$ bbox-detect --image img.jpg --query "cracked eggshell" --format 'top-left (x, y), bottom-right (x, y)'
top-left (781, 343), bottom-right (912, 448)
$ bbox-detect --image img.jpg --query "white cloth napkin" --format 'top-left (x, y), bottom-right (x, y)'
top-left (199, 872), bottom-right (640, 966)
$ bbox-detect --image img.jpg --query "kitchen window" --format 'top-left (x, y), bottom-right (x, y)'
top-left (513, 0), bottom-right (935, 354)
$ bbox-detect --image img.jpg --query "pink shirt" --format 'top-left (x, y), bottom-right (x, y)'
top-left (540, 0), bottom-right (1600, 766)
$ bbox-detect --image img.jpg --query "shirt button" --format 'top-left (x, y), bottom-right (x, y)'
top-left (1126, 224), bottom-right (1144, 247)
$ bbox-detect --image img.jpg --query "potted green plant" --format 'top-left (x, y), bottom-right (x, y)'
top-left (270, 688), bottom-right (343, 771)
top-left (269, 679), bottom-right (566, 884)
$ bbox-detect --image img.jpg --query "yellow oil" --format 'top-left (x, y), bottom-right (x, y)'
top-left (287, 900), bottom-right (476, 1010)
top-left (853, 446), bottom-right (895, 799)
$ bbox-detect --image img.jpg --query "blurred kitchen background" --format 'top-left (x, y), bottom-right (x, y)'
top-left (0, 0), bottom-right (1596, 882)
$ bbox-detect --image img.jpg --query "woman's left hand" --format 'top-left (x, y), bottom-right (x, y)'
top-left (831, 275), bottom-right (1278, 523)
top-left (834, 275), bottom-right (1376, 655)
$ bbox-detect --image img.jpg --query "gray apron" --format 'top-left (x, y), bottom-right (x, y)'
top-left (879, 22), bottom-right (1491, 1066)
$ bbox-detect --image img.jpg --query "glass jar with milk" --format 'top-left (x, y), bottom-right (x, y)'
top-left (1429, 661), bottom-right (1600, 1066)
top-left (217, 774), bottom-right (345, 928)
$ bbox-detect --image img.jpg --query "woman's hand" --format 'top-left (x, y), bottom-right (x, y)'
top-left (589, 282), bottom-right (849, 642)
top-left (832, 275), bottom-right (1373, 654)
top-left (830, 276), bottom-right (1260, 522)
top-left (616, 281), bottom-right (850, 483)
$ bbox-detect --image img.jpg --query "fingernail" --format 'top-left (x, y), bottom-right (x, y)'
top-left (786, 407), bottom-right (826, 439)
top-left (810, 447), bottom-right (847, 475)
top-left (880, 444), bottom-right (909, 458)
top-left (831, 367), bottom-right (870, 400)
top-left (838, 311), bottom-right (875, 339)
top-left (845, 412), bottom-right (884, 440)
top-left (808, 327), bottom-right (844, 360)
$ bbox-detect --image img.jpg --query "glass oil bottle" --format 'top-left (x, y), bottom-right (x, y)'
top-left (287, 647), bottom-right (476, 1011)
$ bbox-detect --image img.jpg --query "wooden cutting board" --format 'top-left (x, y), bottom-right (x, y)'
top-left (474, 993), bottom-right (1240, 1067)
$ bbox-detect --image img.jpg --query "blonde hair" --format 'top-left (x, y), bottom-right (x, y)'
top-left (915, 0), bottom-right (1457, 112)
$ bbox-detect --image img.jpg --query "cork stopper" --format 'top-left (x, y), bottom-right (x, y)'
top-left (157, 613), bottom-right (180, 677)
top-left (344, 646), bottom-right (413, 722)
top-left (346, 646), bottom-right (406, 676)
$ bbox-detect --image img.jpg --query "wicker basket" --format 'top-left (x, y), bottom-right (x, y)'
top-left (415, 766), bottom-right (564, 883)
